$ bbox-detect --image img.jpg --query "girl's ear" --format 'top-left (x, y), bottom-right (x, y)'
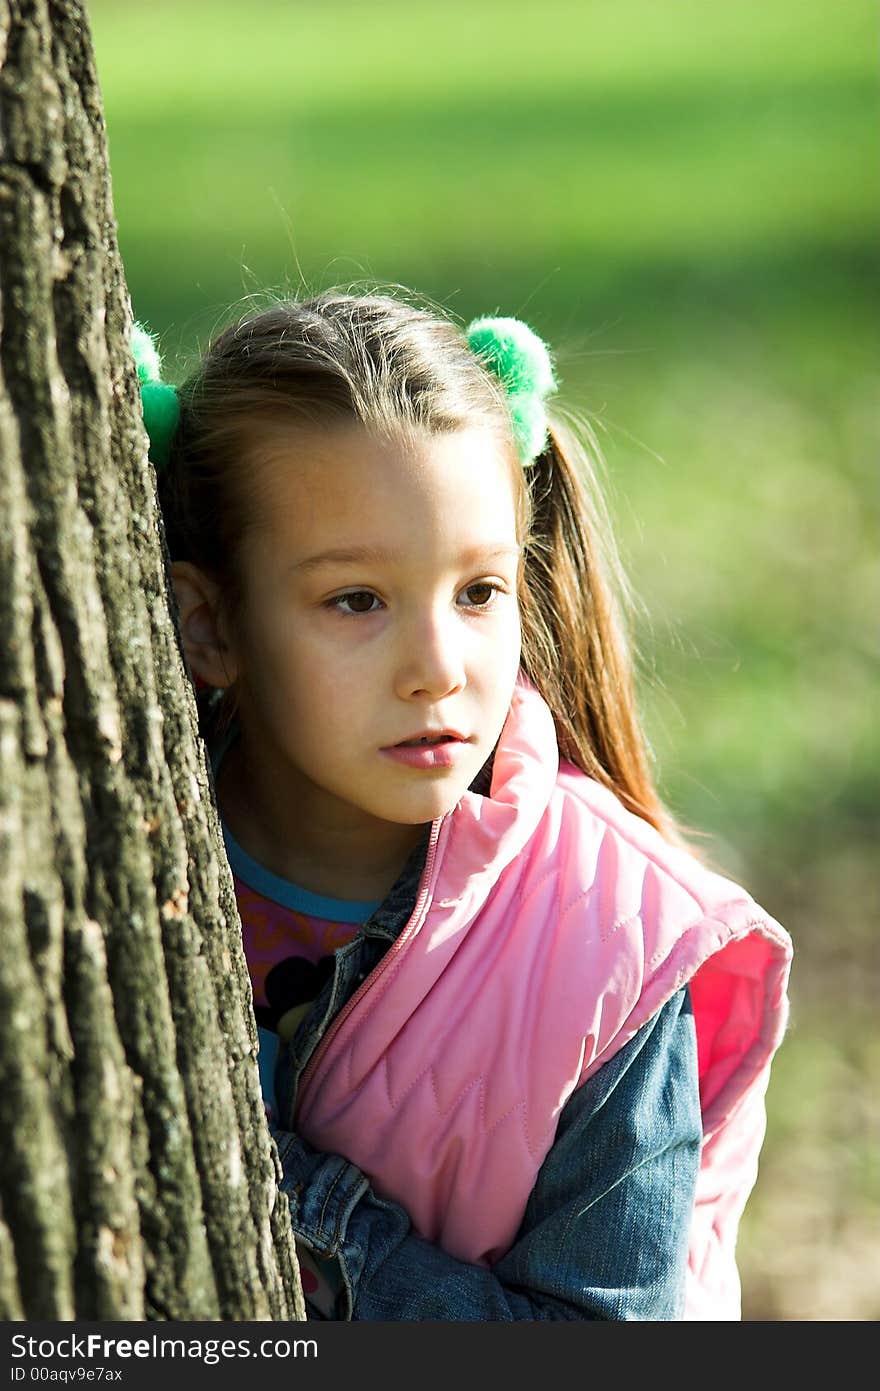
top-left (170, 561), bottom-right (239, 689)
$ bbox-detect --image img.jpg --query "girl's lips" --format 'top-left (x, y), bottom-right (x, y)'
top-left (380, 740), bottom-right (467, 770)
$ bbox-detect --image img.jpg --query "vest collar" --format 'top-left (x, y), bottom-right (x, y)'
top-left (428, 673), bottom-right (559, 921)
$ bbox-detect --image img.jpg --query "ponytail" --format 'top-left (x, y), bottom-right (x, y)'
top-left (519, 419), bottom-right (685, 846)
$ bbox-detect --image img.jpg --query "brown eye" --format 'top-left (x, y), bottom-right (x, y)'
top-left (347, 591), bottom-right (376, 612)
top-left (329, 591), bottom-right (381, 615)
top-left (462, 582), bottom-right (498, 607)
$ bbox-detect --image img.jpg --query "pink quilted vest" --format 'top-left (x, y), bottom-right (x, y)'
top-left (295, 677), bottom-right (793, 1319)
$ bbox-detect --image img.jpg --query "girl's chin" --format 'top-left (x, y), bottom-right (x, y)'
top-left (373, 781), bottom-right (476, 826)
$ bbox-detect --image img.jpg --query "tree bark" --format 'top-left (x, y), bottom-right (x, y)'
top-left (0, 0), bottom-right (304, 1320)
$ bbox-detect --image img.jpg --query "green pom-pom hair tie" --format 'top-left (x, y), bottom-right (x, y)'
top-left (130, 313), bottom-right (553, 469)
top-left (466, 316), bottom-right (557, 466)
top-left (131, 321), bottom-right (180, 469)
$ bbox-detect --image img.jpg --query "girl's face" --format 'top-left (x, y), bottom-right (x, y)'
top-left (227, 423), bottom-right (523, 833)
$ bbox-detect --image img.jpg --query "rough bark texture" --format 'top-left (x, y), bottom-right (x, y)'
top-left (0, 0), bottom-right (304, 1320)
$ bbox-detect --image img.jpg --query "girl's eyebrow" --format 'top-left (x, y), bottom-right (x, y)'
top-left (290, 543), bottom-right (522, 575)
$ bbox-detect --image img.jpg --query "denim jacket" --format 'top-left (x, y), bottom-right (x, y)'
top-left (267, 827), bottom-right (702, 1321)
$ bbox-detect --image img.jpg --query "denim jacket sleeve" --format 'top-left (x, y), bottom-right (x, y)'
top-left (271, 983), bottom-right (702, 1320)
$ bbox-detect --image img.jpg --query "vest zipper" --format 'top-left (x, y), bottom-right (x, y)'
top-left (294, 814), bottom-right (445, 1114)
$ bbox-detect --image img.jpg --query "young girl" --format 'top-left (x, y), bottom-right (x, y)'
top-left (136, 290), bottom-right (792, 1321)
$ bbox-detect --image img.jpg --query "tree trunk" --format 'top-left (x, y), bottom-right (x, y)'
top-left (0, 0), bottom-right (304, 1320)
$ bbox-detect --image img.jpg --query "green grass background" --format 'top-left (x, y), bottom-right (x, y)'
top-left (89, 0), bottom-right (879, 1318)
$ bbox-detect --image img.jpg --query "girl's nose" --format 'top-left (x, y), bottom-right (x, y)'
top-left (394, 611), bottom-right (466, 702)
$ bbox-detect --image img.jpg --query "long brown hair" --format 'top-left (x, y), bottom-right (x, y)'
top-left (518, 419), bottom-right (682, 842)
top-left (158, 288), bottom-right (684, 844)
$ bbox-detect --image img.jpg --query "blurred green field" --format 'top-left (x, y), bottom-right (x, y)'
top-left (89, 0), bottom-right (879, 1319)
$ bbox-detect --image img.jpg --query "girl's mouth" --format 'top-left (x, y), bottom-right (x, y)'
top-left (397, 735), bottom-right (457, 747)
top-left (381, 736), bottom-right (467, 770)
top-left (389, 728), bottom-right (467, 748)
